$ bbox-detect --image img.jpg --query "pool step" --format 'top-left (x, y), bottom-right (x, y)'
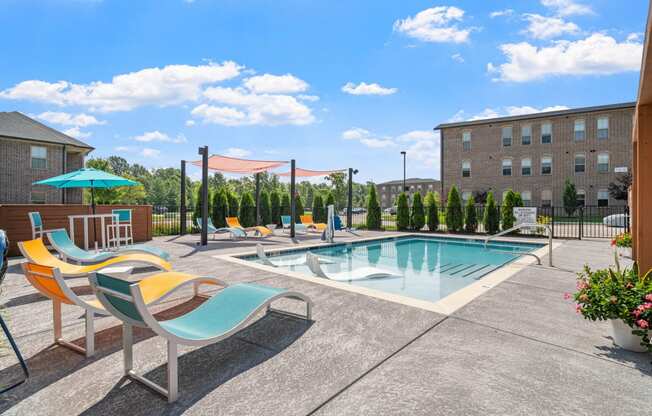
top-left (438, 263), bottom-right (501, 280)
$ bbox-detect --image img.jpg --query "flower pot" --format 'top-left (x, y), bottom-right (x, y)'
top-left (610, 320), bottom-right (647, 352)
top-left (617, 246), bottom-right (632, 259)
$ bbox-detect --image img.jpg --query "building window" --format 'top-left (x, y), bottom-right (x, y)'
top-left (574, 153), bottom-right (586, 174)
top-left (597, 152), bottom-right (610, 173)
top-left (541, 156), bottom-right (552, 175)
top-left (462, 131), bottom-right (471, 151)
top-left (502, 126), bottom-right (512, 147)
top-left (541, 122), bottom-right (552, 144)
top-left (521, 191), bottom-right (532, 206)
top-left (428, 184), bottom-right (433, 190)
top-left (521, 125), bottom-right (531, 145)
top-left (462, 160), bottom-right (471, 178)
top-left (502, 159), bottom-right (512, 176)
top-left (598, 190), bottom-right (609, 207)
top-left (574, 119), bottom-right (586, 141)
top-left (577, 189), bottom-right (586, 207)
top-left (541, 190), bottom-right (552, 208)
top-left (30, 191), bottom-right (46, 204)
top-left (381, 194), bottom-right (386, 200)
top-left (462, 191), bottom-right (472, 202)
top-left (597, 117), bottom-right (609, 140)
top-left (521, 158), bottom-right (531, 176)
top-left (31, 146), bottom-right (48, 170)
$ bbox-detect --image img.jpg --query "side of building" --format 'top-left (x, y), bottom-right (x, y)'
top-left (377, 178), bottom-right (441, 209)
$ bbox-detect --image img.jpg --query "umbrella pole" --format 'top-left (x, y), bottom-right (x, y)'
top-left (91, 184), bottom-right (98, 250)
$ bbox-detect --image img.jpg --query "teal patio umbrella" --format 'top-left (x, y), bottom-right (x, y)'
top-left (33, 168), bottom-right (140, 242)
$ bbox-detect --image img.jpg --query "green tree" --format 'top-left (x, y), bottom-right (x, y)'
top-left (563, 179), bottom-right (578, 215)
top-left (410, 192), bottom-right (425, 231)
top-left (366, 184), bottom-right (382, 230)
top-left (280, 193), bottom-right (291, 219)
top-left (239, 192), bottom-right (256, 227)
top-left (501, 189), bottom-right (517, 231)
top-left (211, 188), bottom-right (229, 228)
top-left (312, 193), bottom-right (325, 224)
top-left (425, 191), bottom-right (439, 232)
top-left (483, 192), bottom-right (500, 234)
top-left (325, 172), bottom-right (347, 209)
top-left (325, 192), bottom-right (336, 211)
top-left (396, 193), bottom-right (410, 231)
top-left (464, 196), bottom-right (478, 233)
top-left (445, 186), bottom-right (464, 232)
top-left (295, 194), bottom-right (304, 222)
top-left (271, 191), bottom-right (282, 226)
top-left (227, 191), bottom-right (239, 218)
top-left (259, 190), bottom-right (272, 225)
top-left (193, 186), bottom-right (213, 230)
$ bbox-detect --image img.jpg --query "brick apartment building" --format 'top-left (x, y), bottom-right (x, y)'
top-left (377, 178), bottom-right (441, 209)
top-left (435, 102), bottom-right (634, 207)
top-left (0, 112), bottom-right (94, 204)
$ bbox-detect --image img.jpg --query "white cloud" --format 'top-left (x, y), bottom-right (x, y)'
top-left (541, 0), bottom-right (593, 17)
top-left (522, 14), bottom-right (579, 39)
top-left (450, 105), bottom-right (570, 122)
top-left (341, 82), bottom-right (398, 96)
top-left (185, 119), bottom-right (196, 126)
top-left (0, 61), bottom-right (243, 112)
top-left (141, 148), bottom-right (161, 157)
top-left (115, 146), bottom-right (131, 152)
top-left (397, 130), bottom-right (438, 142)
top-left (35, 111), bottom-right (105, 127)
top-left (490, 9), bottom-right (514, 18)
top-left (489, 33), bottom-right (643, 82)
top-left (223, 147), bottom-right (252, 158)
top-left (342, 127), bottom-right (371, 141)
top-left (297, 94), bottom-right (320, 102)
top-left (243, 73), bottom-right (308, 94)
top-left (393, 6), bottom-right (472, 44)
top-left (360, 138), bottom-right (396, 148)
top-left (341, 128), bottom-right (395, 148)
top-left (451, 53), bottom-right (465, 63)
top-left (132, 130), bottom-right (187, 143)
top-left (63, 126), bottom-right (92, 139)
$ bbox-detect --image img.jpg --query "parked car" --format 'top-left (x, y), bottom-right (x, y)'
top-left (603, 213), bottom-right (629, 228)
top-left (384, 206), bottom-right (397, 215)
top-left (352, 207), bottom-right (366, 214)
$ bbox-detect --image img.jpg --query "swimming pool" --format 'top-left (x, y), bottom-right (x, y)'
top-left (242, 236), bottom-right (544, 304)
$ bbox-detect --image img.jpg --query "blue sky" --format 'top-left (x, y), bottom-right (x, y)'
top-left (0, 0), bottom-right (647, 182)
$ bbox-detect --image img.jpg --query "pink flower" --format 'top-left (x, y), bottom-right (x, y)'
top-left (636, 319), bottom-right (649, 329)
top-left (564, 293), bottom-right (572, 300)
top-left (575, 305), bottom-right (583, 314)
top-left (646, 294), bottom-right (652, 302)
top-left (633, 309), bottom-right (642, 318)
top-left (644, 303), bottom-right (652, 310)
top-left (576, 281), bottom-right (589, 290)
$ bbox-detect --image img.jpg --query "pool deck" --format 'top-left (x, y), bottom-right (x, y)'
top-left (0, 231), bottom-right (650, 415)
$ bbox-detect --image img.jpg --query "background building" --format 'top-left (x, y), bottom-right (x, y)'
top-left (377, 178), bottom-right (440, 209)
top-left (436, 103), bottom-right (634, 207)
top-left (0, 112), bottom-right (94, 204)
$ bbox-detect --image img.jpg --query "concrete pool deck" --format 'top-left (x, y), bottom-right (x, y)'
top-left (0, 231), bottom-right (650, 415)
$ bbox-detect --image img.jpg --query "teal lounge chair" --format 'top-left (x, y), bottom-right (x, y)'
top-left (47, 229), bottom-right (170, 263)
top-left (90, 272), bottom-right (312, 403)
top-left (196, 218), bottom-right (246, 240)
top-left (280, 215), bottom-right (307, 233)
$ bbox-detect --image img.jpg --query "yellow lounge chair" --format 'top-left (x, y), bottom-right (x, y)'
top-left (21, 263), bottom-right (224, 357)
top-left (18, 238), bottom-right (171, 277)
top-left (300, 215), bottom-right (327, 232)
top-left (225, 217), bottom-right (273, 237)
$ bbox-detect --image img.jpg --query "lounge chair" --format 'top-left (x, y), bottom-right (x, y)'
top-left (90, 272), bottom-right (312, 402)
top-left (256, 244), bottom-right (334, 267)
top-left (0, 230), bottom-right (29, 393)
top-left (195, 218), bottom-right (245, 240)
top-left (21, 263), bottom-right (223, 357)
top-left (281, 215), bottom-right (307, 233)
top-left (47, 229), bottom-right (170, 263)
top-left (28, 211), bottom-right (58, 240)
top-left (226, 217), bottom-right (273, 238)
top-left (18, 238), bottom-right (171, 278)
top-left (306, 253), bottom-right (398, 282)
top-left (300, 214), bottom-right (326, 232)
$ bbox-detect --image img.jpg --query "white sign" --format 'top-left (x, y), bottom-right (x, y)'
top-left (514, 207), bottom-right (537, 225)
top-left (614, 166), bottom-right (628, 173)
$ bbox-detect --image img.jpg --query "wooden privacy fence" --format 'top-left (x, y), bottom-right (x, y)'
top-left (0, 204), bottom-right (153, 257)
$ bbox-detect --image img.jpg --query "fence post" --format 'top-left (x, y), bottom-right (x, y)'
top-left (551, 206), bottom-right (555, 239)
top-left (180, 160), bottom-right (186, 235)
top-left (626, 205), bottom-right (631, 233)
top-left (579, 207), bottom-right (583, 240)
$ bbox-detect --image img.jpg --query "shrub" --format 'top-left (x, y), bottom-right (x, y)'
top-left (280, 193), bottom-right (291, 219)
top-left (563, 179), bottom-right (578, 216)
top-left (270, 191), bottom-right (281, 226)
top-left (227, 191), bottom-right (239, 218)
top-left (211, 188), bottom-right (228, 228)
top-left (483, 192), bottom-right (500, 234)
top-left (464, 195), bottom-right (477, 233)
top-left (312, 193), bottom-right (325, 223)
top-left (445, 186), bottom-right (463, 232)
top-left (294, 194), bottom-right (304, 222)
top-left (193, 186), bottom-right (213, 229)
top-left (396, 193), bottom-right (410, 231)
top-left (425, 191), bottom-right (439, 232)
top-left (239, 192), bottom-right (256, 227)
top-left (259, 190), bottom-right (272, 225)
top-left (612, 232), bottom-right (632, 248)
top-left (366, 184), bottom-right (382, 230)
top-left (410, 192), bottom-right (425, 231)
top-left (501, 189), bottom-right (517, 231)
top-left (325, 191), bottom-right (336, 211)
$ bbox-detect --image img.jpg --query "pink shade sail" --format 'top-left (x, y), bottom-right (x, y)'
top-left (191, 154), bottom-right (288, 174)
top-left (277, 167), bottom-right (346, 177)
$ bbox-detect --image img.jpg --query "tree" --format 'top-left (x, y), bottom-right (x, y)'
top-left (483, 192), bottom-right (500, 234)
top-left (464, 196), bottom-right (477, 233)
top-left (259, 190), bottom-right (272, 225)
top-left (280, 193), bottom-right (291, 219)
top-left (425, 191), bottom-right (439, 232)
top-left (239, 192), bottom-right (256, 227)
top-left (193, 186), bottom-right (212, 229)
top-left (501, 189), bottom-right (517, 231)
top-left (366, 184), bottom-right (382, 230)
top-left (325, 192), bottom-right (336, 211)
top-left (294, 194), bottom-right (304, 222)
top-left (445, 186), bottom-right (463, 232)
top-left (312, 193), bottom-right (325, 224)
top-left (563, 179), bottom-right (578, 215)
top-left (410, 192), bottom-right (425, 231)
top-left (608, 173), bottom-right (632, 200)
top-left (227, 191), bottom-right (239, 218)
top-left (325, 172), bottom-right (347, 209)
top-left (270, 191), bottom-right (282, 227)
top-left (211, 188), bottom-right (229, 228)
top-left (396, 193), bottom-right (410, 231)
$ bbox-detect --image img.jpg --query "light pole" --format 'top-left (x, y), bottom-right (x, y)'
top-left (347, 168), bottom-right (359, 229)
top-left (400, 151), bottom-right (407, 193)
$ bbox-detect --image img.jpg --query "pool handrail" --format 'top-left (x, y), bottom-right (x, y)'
top-left (483, 223), bottom-right (552, 267)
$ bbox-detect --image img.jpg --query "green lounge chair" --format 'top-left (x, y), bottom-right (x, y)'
top-left (280, 215), bottom-right (307, 233)
top-left (89, 273), bottom-right (312, 402)
top-left (195, 218), bottom-right (246, 240)
top-left (47, 229), bottom-right (170, 263)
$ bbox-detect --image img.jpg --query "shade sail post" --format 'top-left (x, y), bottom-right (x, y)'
top-left (199, 146), bottom-right (209, 246)
top-left (290, 160), bottom-right (296, 238)
top-left (347, 168), bottom-right (353, 229)
top-left (255, 173), bottom-right (261, 226)
top-left (180, 160), bottom-right (187, 235)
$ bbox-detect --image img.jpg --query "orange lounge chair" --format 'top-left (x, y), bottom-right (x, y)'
top-left (225, 217), bottom-right (273, 238)
top-left (300, 214), bottom-right (327, 232)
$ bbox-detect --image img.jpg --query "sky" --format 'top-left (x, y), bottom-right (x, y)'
top-left (0, 0), bottom-right (647, 183)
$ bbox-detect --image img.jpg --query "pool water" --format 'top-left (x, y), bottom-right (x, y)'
top-left (245, 237), bottom-right (543, 303)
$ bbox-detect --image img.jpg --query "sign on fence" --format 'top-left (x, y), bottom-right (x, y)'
top-left (514, 207), bottom-right (537, 225)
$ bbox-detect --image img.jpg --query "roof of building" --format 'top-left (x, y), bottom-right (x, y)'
top-left (0, 111), bottom-right (94, 150)
top-left (434, 102), bottom-right (637, 130)
top-left (377, 177), bottom-right (440, 186)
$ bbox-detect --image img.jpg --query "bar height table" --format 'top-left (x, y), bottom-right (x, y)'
top-left (68, 214), bottom-right (116, 251)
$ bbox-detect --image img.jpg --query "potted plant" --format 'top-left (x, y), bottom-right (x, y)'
top-left (611, 232), bottom-right (632, 258)
top-left (571, 256), bottom-right (652, 352)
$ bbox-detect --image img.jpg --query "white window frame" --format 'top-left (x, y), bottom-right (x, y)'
top-left (597, 152), bottom-right (610, 173)
top-left (577, 189), bottom-right (586, 207)
top-left (521, 191), bottom-right (532, 206)
top-left (574, 119), bottom-right (586, 141)
top-left (541, 190), bottom-right (552, 208)
top-left (31, 146), bottom-right (48, 170)
top-left (521, 125), bottom-right (532, 145)
top-left (462, 160), bottom-right (471, 178)
top-left (597, 117), bottom-right (609, 140)
top-left (521, 158), bottom-right (532, 176)
top-left (541, 122), bottom-right (552, 144)
top-left (462, 131), bottom-right (471, 151)
top-left (597, 189), bottom-right (609, 207)
top-left (30, 190), bottom-right (47, 204)
top-left (574, 153), bottom-right (586, 174)
top-left (541, 156), bottom-right (552, 175)
top-left (502, 126), bottom-right (513, 147)
top-left (502, 158), bottom-right (512, 176)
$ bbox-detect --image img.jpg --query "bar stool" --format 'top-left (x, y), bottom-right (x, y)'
top-left (107, 209), bottom-right (133, 248)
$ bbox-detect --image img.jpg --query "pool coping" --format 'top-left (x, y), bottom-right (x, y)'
top-left (214, 232), bottom-right (561, 315)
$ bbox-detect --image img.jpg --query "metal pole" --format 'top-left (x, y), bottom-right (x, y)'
top-left (255, 173), bottom-right (261, 225)
top-left (199, 146), bottom-right (209, 246)
top-left (180, 160), bottom-right (187, 235)
top-left (401, 151), bottom-right (406, 192)
top-left (347, 168), bottom-right (353, 229)
top-left (61, 144), bottom-right (67, 204)
top-left (290, 159), bottom-right (296, 238)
